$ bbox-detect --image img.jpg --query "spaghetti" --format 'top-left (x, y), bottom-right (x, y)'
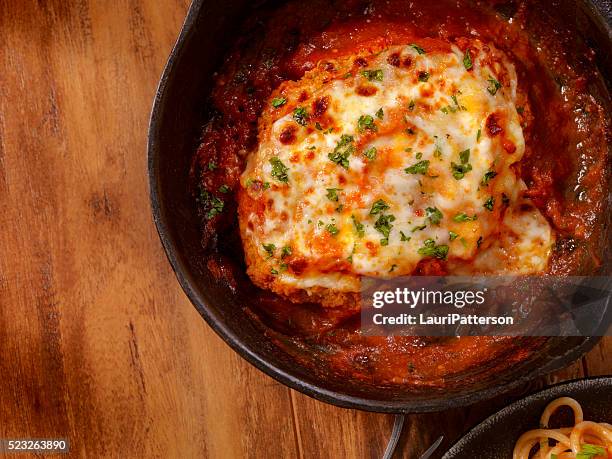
top-left (513, 397), bottom-right (612, 459)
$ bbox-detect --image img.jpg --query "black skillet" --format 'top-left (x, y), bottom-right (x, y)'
top-left (147, 0), bottom-right (611, 413)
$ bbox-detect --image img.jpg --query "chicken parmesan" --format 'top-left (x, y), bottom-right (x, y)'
top-left (238, 41), bottom-right (553, 305)
top-left (191, 0), bottom-right (609, 386)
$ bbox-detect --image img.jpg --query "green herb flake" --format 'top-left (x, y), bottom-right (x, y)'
top-left (271, 97), bottom-right (287, 108)
top-left (364, 147), bottom-right (377, 161)
top-left (205, 196), bottom-right (224, 219)
top-left (453, 212), bottom-right (478, 222)
top-left (400, 231), bottom-right (411, 242)
top-left (576, 444), bottom-right (606, 459)
top-left (315, 122), bottom-right (323, 131)
top-left (208, 161), bottom-right (217, 171)
top-left (262, 243), bottom-right (276, 257)
top-left (481, 170), bottom-right (498, 186)
top-left (293, 106), bottom-right (309, 126)
top-left (370, 199), bottom-right (390, 215)
top-left (451, 149), bottom-right (472, 180)
top-left (376, 107), bottom-right (384, 120)
top-left (483, 196), bottom-right (495, 211)
top-left (426, 206), bottom-right (443, 225)
top-left (326, 188), bottom-right (342, 202)
top-left (374, 214), bottom-right (396, 243)
top-left (463, 49), bottom-right (473, 70)
top-left (270, 268), bottom-right (279, 275)
top-left (476, 128), bottom-right (482, 142)
top-left (418, 239), bottom-right (449, 260)
top-left (415, 152), bottom-right (423, 160)
top-left (270, 157), bottom-right (289, 183)
top-left (325, 223), bottom-right (340, 236)
top-left (412, 224), bottom-right (427, 232)
top-left (361, 69), bottom-right (384, 82)
top-left (517, 106), bottom-right (525, 115)
top-left (449, 231), bottom-right (459, 241)
top-left (487, 76), bottom-right (502, 95)
top-left (405, 160), bottom-right (430, 175)
top-left (218, 184), bottom-right (231, 193)
top-left (358, 114), bottom-right (378, 133)
top-left (281, 246), bottom-right (292, 259)
top-left (351, 215), bottom-right (365, 237)
top-left (410, 43), bottom-right (426, 54)
top-left (328, 134), bottom-right (355, 169)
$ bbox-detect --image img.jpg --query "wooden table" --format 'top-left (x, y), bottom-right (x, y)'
top-left (0, 1), bottom-right (608, 457)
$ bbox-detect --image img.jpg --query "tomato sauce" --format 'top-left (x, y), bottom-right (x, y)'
top-left (192, 0), bottom-right (609, 385)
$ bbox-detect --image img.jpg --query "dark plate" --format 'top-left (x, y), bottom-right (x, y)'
top-left (443, 377), bottom-right (612, 458)
top-left (147, 0), bottom-right (611, 413)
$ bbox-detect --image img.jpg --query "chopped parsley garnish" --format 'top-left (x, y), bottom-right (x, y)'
top-left (358, 114), bottom-right (377, 133)
top-left (451, 149), bottom-right (472, 179)
top-left (364, 147), bottom-right (377, 161)
top-left (262, 243), bottom-right (276, 257)
top-left (408, 100), bottom-right (416, 111)
top-left (281, 246), bottom-right (292, 258)
top-left (374, 214), bottom-right (396, 245)
top-left (270, 157), bottom-right (289, 183)
top-left (218, 184), bottom-right (231, 193)
top-left (205, 196), bottom-right (224, 219)
top-left (410, 43), bottom-right (426, 54)
top-left (453, 212), bottom-right (478, 222)
top-left (361, 69), bottom-right (384, 82)
top-left (326, 188), bottom-right (342, 202)
top-left (370, 199), bottom-right (390, 215)
top-left (418, 239), bottom-right (449, 260)
top-left (400, 231), bottom-right (411, 242)
top-left (449, 231), bottom-right (459, 241)
top-left (412, 224), bottom-right (427, 232)
top-left (481, 170), bottom-right (498, 186)
top-left (405, 160), bottom-right (430, 175)
top-left (208, 161), bottom-right (217, 171)
top-left (293, 106), bottom-right (309, 126)
top-left (376, 107), bottom-right (384, 119)
top-left (487, 76), bottom-right (502, 95)
top-left (328, 134), bottom-right (355, 169)
top-left (433, 136), bottom-right (443, 158)
top-left (576, 444), bottom-right (606, 459)
top-left (463, 49), bottom-right (473, 70)
top-left (270, 268), bottom-right (279, 275)
top-left (415, 152), bottom-right (423, 160)
top-left (483, 197), bottom-right (495, 211)
top-left (517, 106), bottom-right (525, 114)
top-left (271, 97), bottom-right (287, 108)
top-left (418, 71), bottom-right (430, 82)
top-left (476, 128), bottom-right (482, 142)
top-left (315, 122), bottom-right (323, 130)
top-left (351, 215), bottom-right (365, 237)
top-left (441, 94), bottom-right (467, 114)
top-left (426, 206), bottom-right (443, 225)
top-left (325, 223), bottom-right (339, 236)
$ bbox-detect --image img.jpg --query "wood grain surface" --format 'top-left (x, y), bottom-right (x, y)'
top-left (0, 1), bottom-right (609, 458)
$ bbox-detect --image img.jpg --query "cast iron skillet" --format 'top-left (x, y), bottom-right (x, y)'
top-left (148, 0), bottom-right (611, 413)
top-left (442, 376), bottom-right (612, 458)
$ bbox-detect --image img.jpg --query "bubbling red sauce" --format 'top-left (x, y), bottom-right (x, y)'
top-left (192, 0), bottom-right (609, 386)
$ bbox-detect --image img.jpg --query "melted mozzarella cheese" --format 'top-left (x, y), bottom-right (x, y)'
top-left (239, 40), bottom-right (554, 298)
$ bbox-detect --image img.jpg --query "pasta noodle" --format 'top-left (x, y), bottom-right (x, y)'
top-left (513, 397), bottom-right (611, 459)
